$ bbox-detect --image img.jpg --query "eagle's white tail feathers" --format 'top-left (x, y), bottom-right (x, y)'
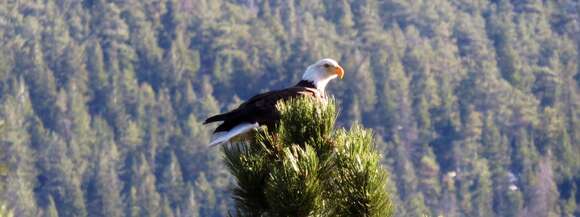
top-left (207, 122), bottom-right (259, 147)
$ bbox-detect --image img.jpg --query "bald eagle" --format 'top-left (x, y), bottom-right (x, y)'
top-left (203, 58), bottom-right (344, 146)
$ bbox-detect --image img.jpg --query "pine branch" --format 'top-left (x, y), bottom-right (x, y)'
top-left (224, 97), bottom-right (394, 217)
top-left (224, 143), bottom-right (271, 217)
top-left (328, 126), bottom-right (394, 217)
top-left (265, 145), bottom-right (323, 217)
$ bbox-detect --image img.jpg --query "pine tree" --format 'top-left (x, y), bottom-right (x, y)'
top-left (44, 196), bottom-right (59, 217)
top-left (0, 0), bottom-right (577, 216)
top-left (416, 145), bottom-right (441, 213)
top-left (0, 120), bottom-right (3, 171)
top-left (335, 0), bottom-right (356, 37)
top-left (440, 173), bottom-right (458, 217)
top-left (177, 185), bottom-right (200, 217)
top-left (388, 134), bottom-right (418, 214)
top-left (86, 41), bottom-right (109, 115)
top-left (88, 139), bottom-right (123, 217)
top-left (193, 172), bottom-right (216, 217)
top-left (129, 154), bottom-right (161, 217)
top-left (0, 82), bottom-right (39, 217)
top-left (158, 151), bottom-right (186, 208)
top-left (471, 159), bottom-right (493, 217)
top-left (0, 121), bottom-right (13, 217)
top-left (34, 130), bottom-right (87, 217)
top-left (0, 203), bottom-right (13, 217)
top-left (224, 97), bottom-right (394, 216)
top-left (160, 197), bottom-right (176, 217)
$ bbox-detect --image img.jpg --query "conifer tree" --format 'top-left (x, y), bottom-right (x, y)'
top-left (44, 196), bottom-right (59, 217)
top-left (0, 204), bottom-right (13, 217)
top-left (224, 97), bottom-right (393, 216)
top-left (160, 197), bottom-right (176, 217)
top-left (178, 185), bottom-right (200, 217)
top-left (0, 122), bottom-right (12, 217)
top-left (129, 154), bottom-right (161, 217)
top-left (158, 151), bottom-right (186, 208)
top-left (416, 145), bottom-right (441, 212)
top-left (0, 84), bottom-right (39, 217)
top-left (89, 140), bottom-right (123, 217)
top-left (0, 0), bottom-right (578, 215)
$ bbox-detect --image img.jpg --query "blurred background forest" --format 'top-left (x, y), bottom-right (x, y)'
top-left (0, 0), bottom-right (578, 216)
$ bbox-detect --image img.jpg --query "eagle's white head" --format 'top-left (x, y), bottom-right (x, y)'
top-left (302, 58), bottom-right (344, 91)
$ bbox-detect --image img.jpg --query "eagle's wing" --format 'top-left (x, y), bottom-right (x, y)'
top-left (203, 86), bottom-right (321, 133)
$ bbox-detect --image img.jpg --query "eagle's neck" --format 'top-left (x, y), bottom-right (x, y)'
top-left (296, 80), bottom-right (316, 88)
top-left (296, 78), bottom-right (332, 93)
top-left (296, 80), bottom-right (328, 92)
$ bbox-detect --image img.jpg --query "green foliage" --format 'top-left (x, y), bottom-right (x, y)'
top-left (223, 143), bottom-right (270, 216)
top-left (0, 204), bottom-right (13, 217)
top-left (275, 97), bottom-right (336, 155)
top-left (265, 145), bottom-right (324, 216)
top-left (0, 121), bottom-right (5, 177)
top-left (329, 127), bottom-right (393, 217)
top-left (0, 0), bottom-right (578, 216)
top-left (225, 97), bottom-right (393, 217)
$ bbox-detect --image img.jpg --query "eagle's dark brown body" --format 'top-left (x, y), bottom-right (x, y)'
top-left (203, 81), bottom-right (324, 133)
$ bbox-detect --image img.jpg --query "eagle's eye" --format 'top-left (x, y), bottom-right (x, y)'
top-left (323, 63), bottom-right (330, 68)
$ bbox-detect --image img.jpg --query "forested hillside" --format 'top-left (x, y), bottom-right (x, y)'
top-left (0, 0), bottom-right (578, 216)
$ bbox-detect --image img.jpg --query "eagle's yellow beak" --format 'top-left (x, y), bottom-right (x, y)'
top-left (334, 66), bottom-right (345, 79)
